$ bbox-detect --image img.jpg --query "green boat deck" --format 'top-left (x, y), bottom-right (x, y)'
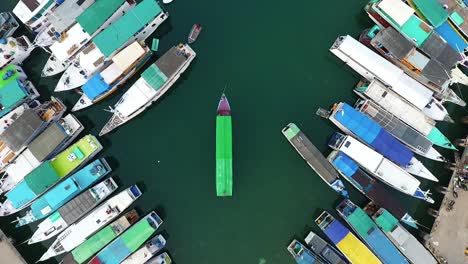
top-left (0, 65), bottom-right (20, 88)
top-left (216, 116), bottom-right (233, 196)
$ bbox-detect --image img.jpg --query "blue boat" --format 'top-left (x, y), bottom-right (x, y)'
top-left (322, 102), bottom-right (437, 182)
top-left (336, 199), bottom-right (410, 264)
top-left (14, 159), bottom-right (111, 227)
top-left (287, 240), bottom-right (326, 264)
top-left (328, 151), bottom-right (417, 229)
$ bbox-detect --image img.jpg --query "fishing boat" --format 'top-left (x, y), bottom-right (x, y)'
top-left (86, 211), bottom-right (163, 264)
top-left (0, 97), bottom-right (66, 171)
top-left (0, 65), bottom-right (39, 118)
top-left (41, 0), bottom-right (136, 77)
top-left (315, 211), bottom-right (382, 264)
top-left (327, 151), bottom-right (417, 228)
top-left (0, 36), bottom-right (35, 70)
top-left (433, 0), bottom-right (468, 39)
top-left (0, 114), bottom-right (84, 195)
top-left (0, 135), bottom-right (103, 216)
top-left (14, 159), bottom-right (111, 227)
top-left (287, 240), bottom-right (326, 264)
top-left (71, 42), bottom-right (152, 111)
top-left (146, 253), bottom-right (172, 264)
top-left (304, 231), bottom-right (350, 264)
top-left (33, 0), bottom-right (96, 47)
top-left (12, 0), bottom-right (58, 33)
top-left (99, 43), bottom-right (196, 136)
top-left (282, 123), bottom-right (348, 196)
top-left (330, 34), bottom-right (461, 113)
top-left (0, 12), bottom-right (19, 38)
top-left (355, 99), bottom-right (447, 160)
top-left (368, 26), bottom-right (468, 93)
top-left (354, 80), bottom-right (456, 150)
top-left (0, 102), bottom-right (31, 135)
top-left (365, 204), bottom-right (438, 264)
top-left (55, 0), bottom-right (168, 92)
top-left (328, 132), bottom-right (434, 203)
top-left (318, 102), bottom-right (437, 181)
top-left (335, 199), bottom-right (410, 264)
top-left (188, 24), bottom-right (202, 44)
top-left (28, 178), bottom-right (118, 244)
top-left (60, 210), bottom-right (140, 264)
top-left (216, 93), bottom-right (233, 197)
top-left (121, 234), bottom-right (167, 264)
top-left (38, 185), bottom-right (143, 262)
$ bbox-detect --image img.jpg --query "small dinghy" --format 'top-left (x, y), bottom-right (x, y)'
top-left (188, 24), bottom-right (202, 44)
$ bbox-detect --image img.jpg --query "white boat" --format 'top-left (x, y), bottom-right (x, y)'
top-left (41, 0), bottom-right (136, 77)
top-left (354, 80), bottom-right (457, 150)
top-left (0, 97), bottom-right (66, 171)
top-left (71, 42), bottom-right (152, 111)
top-left (33, 0), bottom-right (96, 47)
top-left (323, 102), bottom-right (438, 181)
top-left (330, 35), bottom-right (455, 121)
top-left (0, 12), bottom-right (19, 38)
top-left (121, 234), bottom-right (166, 264)
top-left (56, 0), bottom-right (168, 92)
top-left (147, 253), bottom-right (172, 264)
top-left (0, 36), bottom-right (35, 70)
top-left (100, 43), bottom-right (196, 136)
top-left (328, 132), bottom-right (434, 203)
top-left (355, 99), bottom-right (446, 161)
top-left (0, 114), bottom-right (83, 195)
top-left (38, 185), bottom-right (142, 262)
top-left (13, 0), bottom-right (57, 33)
top-left (28, 178), bottom-right (118, 244)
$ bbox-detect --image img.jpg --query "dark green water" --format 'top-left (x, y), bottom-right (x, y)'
top-left (0, 0), bottom-right (467, 263)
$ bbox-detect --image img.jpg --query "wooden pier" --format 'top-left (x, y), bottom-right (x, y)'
top-left (425, 136), bottom-right (468, 264)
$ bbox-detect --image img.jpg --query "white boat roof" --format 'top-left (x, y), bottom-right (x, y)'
top-left (377, 0), bottom-right (413, 26)
top-left (339, 136), bottom-right (383, 172)
top-left (0, 104), bottom-right (27, 135)
top-left (336, 36), bottom-right (433, 109)
top-left (48, 0), bottom-right (95, 33)
top-left (61, 114), bottom-right (83, 133)
top-left (115, 78), bottom-right (157, 117)
top-left (101, 63), bottom-right (122, 84)
top-left (388, 224), bottom-right (437, 263)
top-left (5, 149), bottom-right (40, 183)
top-left (366, 80), bottom-right (435, 135)
top-left (79, 44), bottom-right (105, 72)
top-left (13, 0), bottom-right (49, 24)
top-left (60, 190), bottom-right (134, 250)
top-left (112, 42), bottom-right (145, 72)
top-left (121, 247), bottom-right (152, 264)
top-left (375, 159), bottom-right (420, 194)
top-left (50, 23), bottom-right (90, 62)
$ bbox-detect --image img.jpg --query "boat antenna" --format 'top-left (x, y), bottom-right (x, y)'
top-left (222, 83), bottom-right (228, 94)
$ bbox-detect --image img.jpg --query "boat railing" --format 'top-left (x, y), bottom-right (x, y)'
top-left (315, 211), bottom-right (335, 230)
top-left (327, 132), bottom-right (346, 150)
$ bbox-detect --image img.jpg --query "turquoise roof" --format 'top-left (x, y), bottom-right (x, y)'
top-left (412, 0), bottom-right (448, 28)
top-left (76, 0), bottom-right (127, 34)
top-left (0, 80), bottom-right (28, 117)
top-left (92, 0), bottom-right (162, 57)
top-left (141, 64), bottom-right (168, 91)
top-left (400, 16), bottom-right (432, 46)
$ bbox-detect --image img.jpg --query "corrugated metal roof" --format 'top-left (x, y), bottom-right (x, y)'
top-left (155, 47), bottom-right (187, 77)
top-left (28, 122), bottom-right (68, 161)
top-left (420, 32), bottom-right (460, 68)
top-left (0, 109), bottom-right (43, 152)
top-left (58, 190), bottom-right (96, 224)
top-left (373, 28), bottom-right (413, 60)
top-left (76, 0), bottom-right (126, 34)
top-left (421, 59), bottom-right (450, 86)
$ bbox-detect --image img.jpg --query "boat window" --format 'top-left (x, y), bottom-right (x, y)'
top-left (381, 91), bottom-right (387, 98)
top-left (45, 226), bottom-right (56, 235)
top-left (344, 141), bottom-right (351, 148)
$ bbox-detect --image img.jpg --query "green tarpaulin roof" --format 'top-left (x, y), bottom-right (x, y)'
top-left (216, 116), bottom-right (232, 196)
top-left (142, 64), bottom-right (168, 91)
top-left (346, 207), bottom-right (375, 240)
top-left (375, 210), bottom-right (399, 233)
top-left (412, 0), bottom-right (448, 27)
top-left (120, 218), bottom-right (155, 252)
top-left (92, 0), bottom-right (162, 57)
top-left (71, 225), bottom-right (116, 264)
top-left (24, 162), bottom-right (60, 194)
top-left (76, 0), bottom-right (127, 35)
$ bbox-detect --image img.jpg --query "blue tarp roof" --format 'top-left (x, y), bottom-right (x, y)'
top-left (96, 238), bottom-right (132, 263)
top-left (366, 226), bottom-right (408, 263)
top-left (334, 103), bottom-right (413, 167)
top-left (324, 219), bottom-right (349, 245)
top-left (435, 21), bottom-right (468, 51)
top-left (332, 152), bottom-right (359, 177)
top-left (82, 74), bottom-right (110, 100)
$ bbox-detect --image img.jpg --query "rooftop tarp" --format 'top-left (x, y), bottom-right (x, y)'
top-left (82, 73), bottom-right (110, 100)
top-left (378, 0), bottom-right (414, 26)
top-left (28, 122), bottom-right (68, 161)
top-left (324, 220), bottom-right (349, 245)
top-left (400, 16), bottom-right (432, 46)
top-left (57, 190), bottom-right (97, 224)
top-left (375, 210), bottom-right (399, 232)
top-left (435, 21), bottom-right (468, 51)
top-left (71, 225), bottom-right (117, 263)
top-left (216, 116), bottom-right (232, 196)
top-left (332, 152), bottom-right (359, 177)
top-left (76, 0), bottom-right (127, 35)
top-left (0, 109), bottom-right (43, 152)
top-left (373, 27), bottom-right (414, 60)
top-left (420, 29), bottom-right (460, 68)
top-left (0, 80), bottom-right (28, 117)
top-left (141, 64), bottom-right (168, 91)
top-left (92, 0), bottom-right (162, 57)
top-left (0, 65), bottom-right (20, 88)
top-left (412, 0), bottom-right (448, 27)
top-left (30, 177), bottom-right (79, 217)
top-left (334, 103), bottom-right (413, 166)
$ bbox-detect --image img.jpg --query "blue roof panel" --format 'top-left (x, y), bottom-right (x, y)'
top-left (324, 220), bottom-right (349, 245)
top-left (435, 21), bottom-right (468, 51)
top-left (82, 74), bottom-right (111, 100)
top-left (332, 152), bottom-right (359, 177)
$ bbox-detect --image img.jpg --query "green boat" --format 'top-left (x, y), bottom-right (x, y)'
top-left (216, 93), bottom-right (233, 196)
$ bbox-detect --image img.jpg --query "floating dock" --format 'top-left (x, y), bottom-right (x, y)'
top-left (0, 229), bottom-right (26, 264)
top-left (425, 135), bottom-right (468, 264)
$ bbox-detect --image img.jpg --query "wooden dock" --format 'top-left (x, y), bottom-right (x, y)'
top-left (425, 136), bottom-right (468, 264)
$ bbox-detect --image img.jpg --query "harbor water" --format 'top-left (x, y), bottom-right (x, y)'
top-left (0, 0), bottom-right (467, 263)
